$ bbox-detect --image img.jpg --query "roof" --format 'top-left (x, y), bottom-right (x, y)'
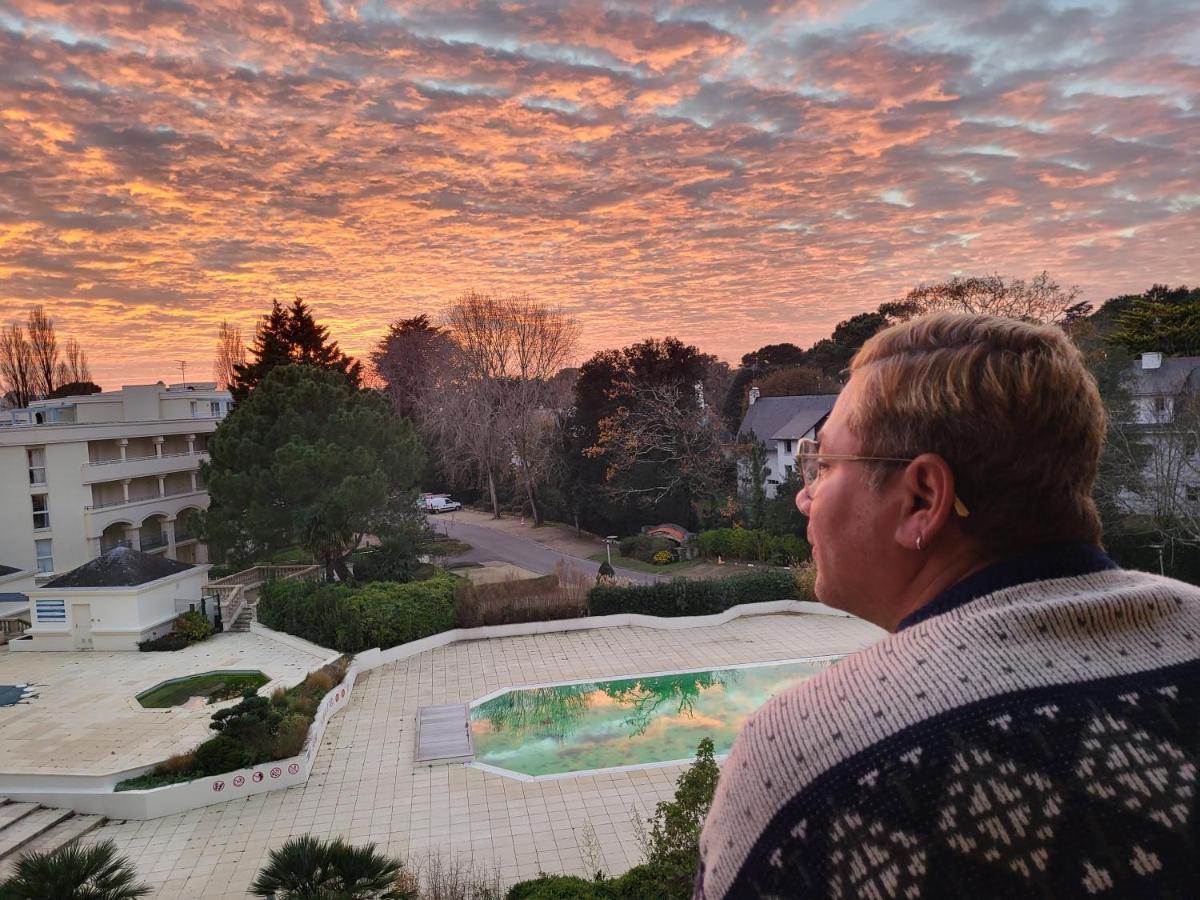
top-left (1127, 356), bottom-right (1200, 397)
top-left (738, 394), bottom-right (838, 444)
top-left (0, 565), bottom-right (18, 577)
top-left (44, 546), bottom-right (195, 589)
top-left (0, 600), bottom-right (29, 620)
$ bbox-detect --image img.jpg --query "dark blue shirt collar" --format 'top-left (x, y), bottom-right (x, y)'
top-left (897, 542), bottom-right (1119, 631)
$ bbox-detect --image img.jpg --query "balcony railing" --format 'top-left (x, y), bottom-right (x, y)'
top-left (140, 535), bottom-right (169, 551)
top-left (87, 450), bottom-right (202, 467)
top-left (84, 487), bottom-right (203, 511)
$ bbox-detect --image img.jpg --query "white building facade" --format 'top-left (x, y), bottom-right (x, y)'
top-left (737, 390), bottom-right (838, 499)
top-left (0, 383), bottom-right (232, 589)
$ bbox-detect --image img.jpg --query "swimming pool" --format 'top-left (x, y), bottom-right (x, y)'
top-left (469, 656), bottom-right (840, 779)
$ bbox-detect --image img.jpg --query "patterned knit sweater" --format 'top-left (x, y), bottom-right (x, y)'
top-left (695, 544), bottom-right (1200, 899)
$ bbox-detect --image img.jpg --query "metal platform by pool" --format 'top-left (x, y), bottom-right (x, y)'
top-left (415, 703), bottom-right (474, 764)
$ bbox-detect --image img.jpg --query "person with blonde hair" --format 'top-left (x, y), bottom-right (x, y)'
top-left (695, 313), bottom-right (1199, 898)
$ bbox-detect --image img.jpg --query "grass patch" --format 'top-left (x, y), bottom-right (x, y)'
top-left (136, 671), bottom-right (269, 708)
top-left (425, 539), bottom-right (472, 557)
top-left (588, 551), bottom-right (704, 576)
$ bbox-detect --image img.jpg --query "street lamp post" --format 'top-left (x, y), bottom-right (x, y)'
top-left (605, 535), bottom-right (618, 567)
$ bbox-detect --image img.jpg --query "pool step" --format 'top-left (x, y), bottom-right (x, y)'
top-left (0, 799), bottom-right (107, 878)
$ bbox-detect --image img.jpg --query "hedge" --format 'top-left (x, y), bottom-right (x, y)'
top-left (619, 534), bottom-right (675, 563)
top-left (257, 574), bottom-right (457, 653)
top-left (696, 528), bottom-right (810, 565)
top-left (588, 569), bottom-right (806, 618)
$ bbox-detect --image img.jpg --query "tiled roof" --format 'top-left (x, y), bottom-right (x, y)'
top-left (738, 394), bottom-right (838, 444)
top-left (44, 546), bottom-right (194, 588)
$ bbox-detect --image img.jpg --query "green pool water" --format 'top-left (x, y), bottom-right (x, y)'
top-left (469, 657), bottom-right (839, 778)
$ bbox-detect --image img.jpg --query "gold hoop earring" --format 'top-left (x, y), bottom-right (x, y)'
top-left (916, 535), bottom-right (923, 551)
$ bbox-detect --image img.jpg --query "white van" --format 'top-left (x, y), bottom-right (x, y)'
top-left (420, 494), bottom-right (462, 513)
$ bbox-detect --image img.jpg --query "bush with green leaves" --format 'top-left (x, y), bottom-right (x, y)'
top-left (589, 569), bottom-right (805, 617)
top-left (696, 528), bottom-right (810, 565)
top-left (618, 534), bottom-right (674, 563)
top-left (1, 839), bottom-right (149, 899)
top-left (250, 834), bottom-right (411, 899)
top-left (136, 633), bottom-right (191, 652)
top-left (257, 574), bottom-right (457, 652)
top-left (174, 610), bottom-right (212, 643)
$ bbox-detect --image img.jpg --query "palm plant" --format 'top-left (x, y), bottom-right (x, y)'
top-left (3, 839), bottom-right (149, 899)
top-left (250, 834), bottom-right (412, 899)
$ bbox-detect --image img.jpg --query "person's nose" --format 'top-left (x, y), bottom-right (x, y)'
top-left (796, 486), bottom-right (812, 517)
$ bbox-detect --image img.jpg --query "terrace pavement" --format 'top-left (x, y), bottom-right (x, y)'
top-left (0, 633), bottom-right (329, 775)
top-left (86, 611), bottom-right (884, 897)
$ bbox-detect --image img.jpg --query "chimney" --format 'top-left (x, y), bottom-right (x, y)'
top-left (748, 386), bottom-right (761, 406)
top-left (1142, 352), bottom-right (1163, 370)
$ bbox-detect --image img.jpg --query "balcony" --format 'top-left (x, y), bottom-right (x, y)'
top-left (84, 489), bottom-right (208, 535)
top-left (81, 450), bottom-right (208, 485)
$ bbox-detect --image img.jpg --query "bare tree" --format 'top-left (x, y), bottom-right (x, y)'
top-left (430, 291), bottom-right (579, 523)
top-left (0, 322), bottom-right (34, 408)
top-left (26, 306), bottom-right (59, 398)
top-left (586, 380), bottom-right (731, 519)
top-left (212, 321), bottom-right (246, 390)
top-left (54, 338), bottom-right (92, 387)
top-left (898, 271), bottom-right (1082, 324)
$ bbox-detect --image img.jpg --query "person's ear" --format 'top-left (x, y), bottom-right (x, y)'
top-left (893, 453), bottom-right (957, 551)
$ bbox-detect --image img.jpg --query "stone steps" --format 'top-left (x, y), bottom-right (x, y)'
top-left (0, 799), bottom-right (107, 880)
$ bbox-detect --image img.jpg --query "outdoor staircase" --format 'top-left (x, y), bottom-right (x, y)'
top-left (229, 602), bottom-right (256, 633)
top-left (0, 798), bottom-right (106, 881)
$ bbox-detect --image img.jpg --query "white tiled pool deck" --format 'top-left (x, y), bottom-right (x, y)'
top-left (84, 612), bottom-right (883, 898)
top-left (0, 633), bottom-right (329, 775)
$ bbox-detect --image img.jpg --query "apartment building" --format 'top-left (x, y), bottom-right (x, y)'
top-left (0, 382), bottom-right (232, 590)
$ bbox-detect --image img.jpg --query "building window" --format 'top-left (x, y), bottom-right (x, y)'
top-left (1155, 396), bottom-right (1169, 414)
top-left (1187, 485), bottom-right (1200, 503)
top-left (27, 447), bottom-right (46, 485)
top-left (783, 439), bottom-right (794, 454)
top-left (35, 598), bottom-right (65, 621)
top-left (210, 400), bottom-right (222, 417)
top-left (34, 538), bottom-right (53, 574)
top-left (189, 400), bottom-right (198, 417)
top-left (31, 494), bottom-right (50, 530)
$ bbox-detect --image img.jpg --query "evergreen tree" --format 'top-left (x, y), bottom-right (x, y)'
top-left (231, 298), bottom-right (362, 402)
top-left (1108, 284), bottom-right (1200, 356)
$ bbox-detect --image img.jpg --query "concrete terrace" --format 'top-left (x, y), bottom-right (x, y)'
top-left (0, 632), bottom-right (328, 775)
top-left (84, 612), bottom-right (883, 898)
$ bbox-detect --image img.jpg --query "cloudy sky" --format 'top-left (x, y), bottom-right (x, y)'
top-left (1, 0), bottom-right (1198, 388)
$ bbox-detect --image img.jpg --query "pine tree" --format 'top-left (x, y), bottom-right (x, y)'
top-left (231, 297), bottom-right (362, 401)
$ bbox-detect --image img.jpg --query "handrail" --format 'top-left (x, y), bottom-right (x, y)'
top-left (205, 564), bottom-right (322, 627)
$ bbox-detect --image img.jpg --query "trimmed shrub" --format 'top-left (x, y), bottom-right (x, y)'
top-left (137, 633), bottom-right (191, 652)
top-left (193, 735), bottom-right (253, 776)
top-left (589, 569), bottom-right (802, 617)
top-left (257, 574), bottom-right (457, 652)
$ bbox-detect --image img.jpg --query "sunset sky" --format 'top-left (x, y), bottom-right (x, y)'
top-left (1, 0), bottom-right (1198, 389)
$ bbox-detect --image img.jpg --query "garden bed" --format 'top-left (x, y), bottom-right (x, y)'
top-left (136, 670), bottom-right (270, 708)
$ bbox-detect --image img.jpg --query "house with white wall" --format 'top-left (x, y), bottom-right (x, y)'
top-left (737, 390), bottom-right (838, 499)
top-left (0, 382), bottom-right (231, 591)
top-left (10, 546), bottom-right (209, 652)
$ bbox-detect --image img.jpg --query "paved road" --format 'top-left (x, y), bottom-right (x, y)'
top-left (435, 518), bottom-right (668, 585)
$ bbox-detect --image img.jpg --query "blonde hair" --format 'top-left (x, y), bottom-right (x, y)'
top-left (847, 313), bottom-right (1106, 547)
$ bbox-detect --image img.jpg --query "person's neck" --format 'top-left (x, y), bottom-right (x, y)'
top-left (881, 545), bottom-right (1000, 632)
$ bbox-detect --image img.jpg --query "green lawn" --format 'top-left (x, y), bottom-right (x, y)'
top-left (425, 539), bottom-right (472, 557)
top-left (136, 671), bottom-right (269, 708)
top-left (588, 551), bottom-right (704, 576)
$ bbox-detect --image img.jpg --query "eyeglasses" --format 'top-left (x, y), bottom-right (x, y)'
top-left (796, 438), bottom-right (970, 517)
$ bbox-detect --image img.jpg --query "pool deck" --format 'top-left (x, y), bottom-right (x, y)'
top-left (0, 633), bottom-right (329, 775)
top-left (83, 612), bottom-right (884, 898)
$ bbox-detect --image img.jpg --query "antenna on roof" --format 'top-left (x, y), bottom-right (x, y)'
top-left (176, 360), bottom-right (188, 385)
